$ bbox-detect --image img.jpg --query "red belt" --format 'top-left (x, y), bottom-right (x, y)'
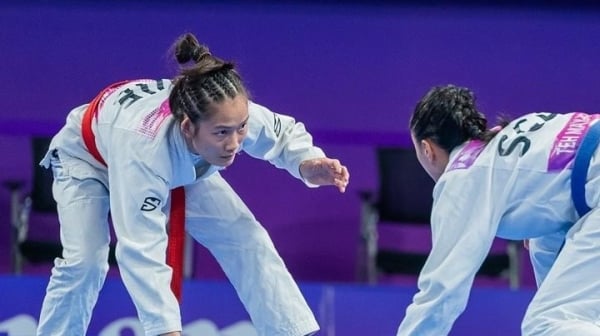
top-left (81, 82), bottom-right (186, 302)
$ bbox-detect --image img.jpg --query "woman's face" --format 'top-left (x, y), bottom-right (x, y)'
top-left (182, 94), bottom-right (249, 167)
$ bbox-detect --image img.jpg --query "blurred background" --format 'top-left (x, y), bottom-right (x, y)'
top-left (1, 0), bottom-right (599, 334)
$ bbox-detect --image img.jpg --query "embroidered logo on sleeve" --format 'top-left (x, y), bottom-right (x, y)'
top-left (141, 197), bottom-right (161, 211)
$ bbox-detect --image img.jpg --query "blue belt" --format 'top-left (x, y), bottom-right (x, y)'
top-left (571, 120), bottom-right (600, 217)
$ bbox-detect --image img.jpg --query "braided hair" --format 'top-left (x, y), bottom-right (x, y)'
top-left (409, 85), bottom-right (505, 153)
top-left (169, 33), bottom-right (248, 123)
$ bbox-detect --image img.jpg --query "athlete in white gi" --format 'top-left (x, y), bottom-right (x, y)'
top-left (398, 84), bottom-right (600, 335)
top-left (36, 33), bottom-right (349, 336)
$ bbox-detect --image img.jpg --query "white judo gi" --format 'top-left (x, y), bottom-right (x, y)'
top-left (398, 112), bottom-right (600, 335)
top-left (36, 79), bottom-right (322, 336)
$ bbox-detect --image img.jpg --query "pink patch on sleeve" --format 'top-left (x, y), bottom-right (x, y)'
top-left (547, 113), bottom-right (600, 171)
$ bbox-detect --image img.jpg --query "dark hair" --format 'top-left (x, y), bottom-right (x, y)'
top-left (409, 84), bottom-right (508, 153)
top-left (169, 33), bottom-right (248, 123)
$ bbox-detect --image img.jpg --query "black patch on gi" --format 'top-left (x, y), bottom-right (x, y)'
top-left (141, 197), bottom-right (161, 211)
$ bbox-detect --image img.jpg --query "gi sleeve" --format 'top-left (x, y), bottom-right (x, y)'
top-left (241, 101), bottom-right (326, 182)
top-left (527, 231), bottom-right (565, 287)
top-left (397, 171), bottom-right (499, 336)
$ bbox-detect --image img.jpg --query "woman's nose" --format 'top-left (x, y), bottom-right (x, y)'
top-left (226, 133), bottom-right (243, 151)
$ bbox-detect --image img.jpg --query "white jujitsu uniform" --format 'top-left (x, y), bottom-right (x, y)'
top-left (397, 112), bottom-right (600, 335)
top-left (36, 79), bottom-right (322, 336)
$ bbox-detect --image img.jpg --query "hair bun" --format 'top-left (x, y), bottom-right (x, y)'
top-left (191, 45), bottom-right (211, 63)
top-left (175, 33), bottom-right (206, 64)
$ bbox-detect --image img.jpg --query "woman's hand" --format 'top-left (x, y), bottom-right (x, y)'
top-left (299, 158), bottom-right (350, 193)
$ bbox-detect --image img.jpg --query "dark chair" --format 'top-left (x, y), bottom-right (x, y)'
top-left (357, 147), bottom-right (521, 288)
top-left (3, 137), bottom-right (116, 274)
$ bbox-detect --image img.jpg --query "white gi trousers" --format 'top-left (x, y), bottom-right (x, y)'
top-left (522, 210), bottom-right (600, 335)
top-left (36, 152), bottom-right (319, 336)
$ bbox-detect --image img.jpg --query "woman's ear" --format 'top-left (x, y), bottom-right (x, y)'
top-left (421, 139), bottom-right (436, 163)
top-left (180, 117), bottom-right (195, 138)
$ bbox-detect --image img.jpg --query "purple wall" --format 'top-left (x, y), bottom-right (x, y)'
top-left (2, 1), bottom-right (600, 287)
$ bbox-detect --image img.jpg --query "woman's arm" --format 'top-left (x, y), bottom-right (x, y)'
top-left (398, 172), bottom-right (499, 335)
top-left (242, 101), bottom-right (348, 190)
